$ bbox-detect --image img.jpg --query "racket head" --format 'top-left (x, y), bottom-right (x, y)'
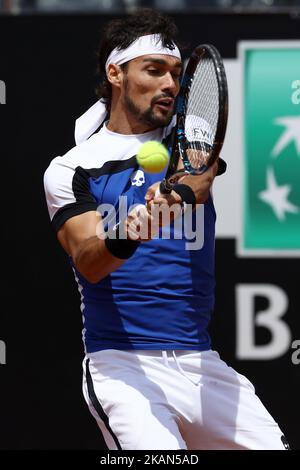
top-left (179, 44), bottom-right (228, 175)
top-left (160, 44), bottom-right (228, 193)
top-left (160, 44), bottom-right (228, 194)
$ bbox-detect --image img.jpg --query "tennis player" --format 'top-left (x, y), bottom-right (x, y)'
top-left (44, 9), bottom-right (289, 450)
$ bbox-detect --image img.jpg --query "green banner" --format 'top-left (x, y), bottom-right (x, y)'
top-left (243, 44), bottom-right (300, 255)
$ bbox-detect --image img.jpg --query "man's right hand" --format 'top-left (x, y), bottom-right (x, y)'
top-left (125, 204), bottom-right (160, 242)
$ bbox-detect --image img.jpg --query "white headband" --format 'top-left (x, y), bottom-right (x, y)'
top-left (105, 34), bottom-right (181, 73)
top-left (75, 34), bottom-right (181, 145)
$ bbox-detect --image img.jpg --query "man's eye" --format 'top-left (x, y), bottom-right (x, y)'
top-left (147, 69), bottom-right (161, 75)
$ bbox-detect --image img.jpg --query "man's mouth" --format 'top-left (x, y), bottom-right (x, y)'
top-left (154, 98), bottom-right (174, 112)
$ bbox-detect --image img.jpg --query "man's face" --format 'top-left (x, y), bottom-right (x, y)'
top-left (121, 54), bottom-right (182, 130)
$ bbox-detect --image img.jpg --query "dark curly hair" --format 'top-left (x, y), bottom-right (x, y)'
top-left (95, 8), bottom-right (180, 113)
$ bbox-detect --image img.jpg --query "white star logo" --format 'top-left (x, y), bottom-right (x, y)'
top-left (259, 167), bottom-right (299, 221)
top-left (271, 115), bottom-right (300, 158)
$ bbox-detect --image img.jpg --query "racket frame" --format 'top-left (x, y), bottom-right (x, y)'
top-left (161, 44), bottom-right (228, 194)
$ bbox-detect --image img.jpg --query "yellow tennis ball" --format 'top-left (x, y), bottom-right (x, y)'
top-left (136, 141), bottom-right (169, 174)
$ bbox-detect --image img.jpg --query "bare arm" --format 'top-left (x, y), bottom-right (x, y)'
top-left (57, 211), bottom-right (125, 283)
top-left (57, 204), bottom-right (160, 284)
top-left (145, 160), bottom-right (219, 207)
top-left (176, 160), bottom-right (219, 204)
top-left (55, 159), bottom-right (218, 283)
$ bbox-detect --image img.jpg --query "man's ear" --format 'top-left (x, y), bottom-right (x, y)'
top-left (107, 64), bottom-right (124, 88)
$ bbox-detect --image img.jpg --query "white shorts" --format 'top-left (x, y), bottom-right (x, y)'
top-left (82, 349), bottom-right (288, 450)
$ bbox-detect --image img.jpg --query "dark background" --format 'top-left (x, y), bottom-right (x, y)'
top-left (0, 13), bottom-right (299, 449)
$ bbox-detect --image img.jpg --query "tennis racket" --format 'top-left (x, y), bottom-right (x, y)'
top-left (159, 43), bottom-right (228, 194)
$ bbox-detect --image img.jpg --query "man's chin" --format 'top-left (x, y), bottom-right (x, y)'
top-left (148, 111), bottom-right (173, 128)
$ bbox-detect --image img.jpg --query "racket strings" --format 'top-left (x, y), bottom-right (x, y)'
top-left (185, 57), bottom-right (220, 170)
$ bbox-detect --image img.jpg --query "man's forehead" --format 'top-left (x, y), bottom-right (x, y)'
top-left (134, 54), bottom-right (182, 67)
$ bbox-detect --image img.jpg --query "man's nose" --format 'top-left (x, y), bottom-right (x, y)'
top-left (161, 72), bottom-right (177, 94)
